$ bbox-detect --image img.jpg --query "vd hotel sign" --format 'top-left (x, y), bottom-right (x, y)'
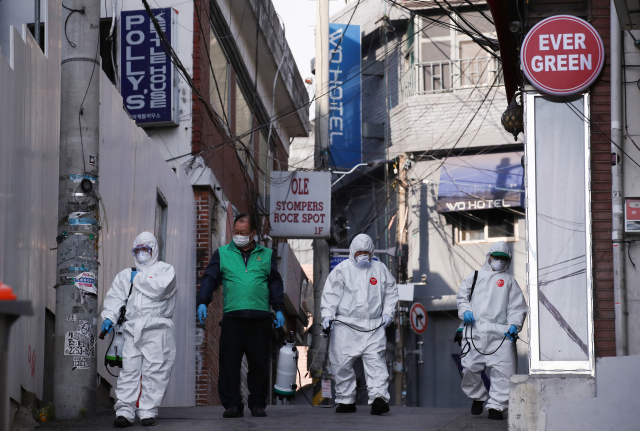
top-left (521, 15), bottom-right (604, 96)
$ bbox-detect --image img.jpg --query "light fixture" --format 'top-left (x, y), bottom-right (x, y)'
top-left (501, 92), bottom-right (523, 141)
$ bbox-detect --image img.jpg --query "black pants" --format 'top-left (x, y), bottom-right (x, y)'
top-left (219, 317), bottom-right (271, 410)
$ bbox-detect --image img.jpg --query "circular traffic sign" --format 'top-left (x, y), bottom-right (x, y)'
top-left (521, 15), bottom-right (604, 96)
top-left (410, 303), bottom-right (427, 335)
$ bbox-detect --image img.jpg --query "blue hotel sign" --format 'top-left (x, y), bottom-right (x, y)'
top-left (121, 8), bottom-right (178, 127)
top-left (329, 23), bottom-right (362, 169)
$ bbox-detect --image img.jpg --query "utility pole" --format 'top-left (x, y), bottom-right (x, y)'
top-left (394, 153), bottom-right (408, 406)
top-left (311, 0), bottom-right (330, 405)
top-left (53, 0), bottom-right (102, 419)
top-left (34, 0), bottom-right (41, 49)
top-left (610, 0), bottom-right (628, 356)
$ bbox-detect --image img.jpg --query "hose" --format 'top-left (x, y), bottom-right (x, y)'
top-left (297, 319), bottom-right (387, 408)
top-left (459, 323), bottom-right (508, 359)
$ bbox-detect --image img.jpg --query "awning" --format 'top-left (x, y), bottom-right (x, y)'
top-left (436, 152), bottom-right (524, 212)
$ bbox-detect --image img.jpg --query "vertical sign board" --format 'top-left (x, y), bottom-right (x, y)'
top-left (329, 23), bottom-right (361, 169)
top-left (269, 172), bottom-right (331, 239)
top-left (121, 8), bottom-right (179, 127)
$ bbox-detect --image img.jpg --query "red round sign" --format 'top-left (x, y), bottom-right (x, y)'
top-left (521, 15), bottom-right (604, 96)
top-left (497, 279), bottom-right (505, 287)
top-left (370, 277), bottom-right (377, 285)
top-left (410, 303), bottom-right (427, 335)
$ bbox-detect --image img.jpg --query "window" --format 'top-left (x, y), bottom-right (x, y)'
top-left (456, 210), bottom-right (516, 244)
top-left (155, 190), bottom-right (168, 261)
top-left (209, 28), bottom-right (230, 121)
top-left (235, 80), bottom-right (255, 181)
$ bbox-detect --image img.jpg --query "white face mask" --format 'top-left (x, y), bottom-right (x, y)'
top-left (355, 254), bottom-right (371, 268)
top-left (490, 257), bottom-right (507, 272)
top-left (233, 235), bottom-right (252, 248)
top-left (136, 251), bottom-right (152, 264)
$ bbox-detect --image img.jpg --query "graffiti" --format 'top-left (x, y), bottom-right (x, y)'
top-left (28, 346), bottom-right (36, 378)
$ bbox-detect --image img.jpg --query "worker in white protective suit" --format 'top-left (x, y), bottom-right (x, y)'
top-left (321, 234), bottom-right (399, 415)
top-left (456, 241), bottom-right (526, 421)
top-left (101, 232), bottom-right (177, 428)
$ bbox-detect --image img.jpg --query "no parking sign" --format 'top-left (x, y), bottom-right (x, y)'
top-left (410, 303), bottom-right (427, 335)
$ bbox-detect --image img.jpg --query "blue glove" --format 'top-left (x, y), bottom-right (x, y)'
top-left (101, 319), bottom-right (113, 334)
top-left (274, 311), bottom-right (285, 328)
top-left (505, 324), bottom-right (518, 341)
top-left (197, 304), bottom-right (207, 325)
top-left (463, 311), bottom-right (475, 325)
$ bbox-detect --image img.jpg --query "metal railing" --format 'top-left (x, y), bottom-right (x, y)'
top-left (400, 57), bottom-right (502, 102)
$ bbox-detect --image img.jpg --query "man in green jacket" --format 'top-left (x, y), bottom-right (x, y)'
top-left (197, 214), bottom-right (285, 418)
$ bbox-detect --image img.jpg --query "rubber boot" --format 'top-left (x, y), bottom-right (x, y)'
top-left (336, 403), bottom-right (357, 413)
top-left (370, 398), bottom-right (390, 415)
top-left (488, 409), bottom-right (504, 420)
top-left (471, 400), bottom-right (484, 415)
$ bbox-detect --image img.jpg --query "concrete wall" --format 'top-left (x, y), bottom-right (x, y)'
top-left (621, 30), bottom-right (640, 355)
top-left (390, 86), bottom-right (512, 157)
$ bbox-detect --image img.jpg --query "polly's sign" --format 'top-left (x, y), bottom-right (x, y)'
top-left (269, 172), bottom-right (331, 239)
top-left (521, 15), bottom-right (604, 96)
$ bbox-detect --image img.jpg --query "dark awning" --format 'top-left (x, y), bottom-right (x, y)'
top-left (436, 152), bottom-right (524, 212)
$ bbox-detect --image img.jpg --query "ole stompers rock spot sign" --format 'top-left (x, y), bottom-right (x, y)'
top-left (521, 15), bottom-right (604, 96)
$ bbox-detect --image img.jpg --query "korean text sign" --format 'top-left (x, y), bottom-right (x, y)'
top-left (121, 8), bottom-right (178, 126)
top-left (329, 23), bottom-right (362, 169)
top-left (269, 172), bottom-right (331, 238)
top-left (521, 15), bottom-right (604, 96)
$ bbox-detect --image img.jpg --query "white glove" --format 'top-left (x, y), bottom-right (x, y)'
top-left (382, 314), bottom-right (393, 328)
top-left (322, 317), bottom-right (332, 330)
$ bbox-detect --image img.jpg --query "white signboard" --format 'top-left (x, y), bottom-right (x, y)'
top-left (269, 171), bottom-right (331, 238)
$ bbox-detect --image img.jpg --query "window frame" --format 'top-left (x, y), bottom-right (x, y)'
top-left (454, 210), bottom-right (518, 245)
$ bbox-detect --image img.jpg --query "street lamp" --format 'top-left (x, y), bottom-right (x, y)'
top-left (330, 159), bottom-right (394, 186)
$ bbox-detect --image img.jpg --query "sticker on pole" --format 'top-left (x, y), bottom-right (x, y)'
top-left (321, 379), bottom-right (332, 398)
top-left (521, 15), bottom-right (604, 96)
top-left (74, 272), bottom-right (96, 294)
top-left (410, 303), bottom-right (427, 335)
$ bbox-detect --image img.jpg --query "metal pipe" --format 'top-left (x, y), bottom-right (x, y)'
top-left (34, 0), bottom-right (40, 48)
top-left (611, 0), bottom-right (628, 356)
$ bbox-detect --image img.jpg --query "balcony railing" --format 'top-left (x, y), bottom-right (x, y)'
top-left (400, 57), bottom-right (503, 102)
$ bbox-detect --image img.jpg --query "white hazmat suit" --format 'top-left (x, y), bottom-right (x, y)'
top-left (101, 232), bottom-right (177, 422)
top-left (321, 234), bottom-right (399, 405)
top-left (457, 241), bottom-right (526, 412)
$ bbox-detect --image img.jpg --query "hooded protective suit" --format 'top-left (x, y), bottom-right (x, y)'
top-left (321, 234), bottom-right (399, 405)
top-left (456, 241), bottom-right (526, 412)
top-left (101, 232), bottom-right (177, 422)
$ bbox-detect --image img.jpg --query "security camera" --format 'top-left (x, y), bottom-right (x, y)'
top-left (510, 21), bottom-right (523, 34)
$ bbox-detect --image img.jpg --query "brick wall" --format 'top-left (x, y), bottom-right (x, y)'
top-left (590, 1), bottom-right (615, 358)
top-left (194, 187), bottom-right (224, 406)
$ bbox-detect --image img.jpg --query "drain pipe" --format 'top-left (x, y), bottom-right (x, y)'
top-left (611, 0), bottom-right (628, 356)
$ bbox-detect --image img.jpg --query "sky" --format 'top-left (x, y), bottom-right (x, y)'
top-left (271, 0), bottom-right (348, 87)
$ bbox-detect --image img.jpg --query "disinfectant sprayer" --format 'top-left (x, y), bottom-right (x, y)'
top-left (274, 331), bottom-right (299, 400)
top-left (98, 268), bottom-right (137, 371)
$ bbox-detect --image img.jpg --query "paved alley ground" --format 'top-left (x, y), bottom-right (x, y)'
top-left (39, 406), bottom-right (509, 431)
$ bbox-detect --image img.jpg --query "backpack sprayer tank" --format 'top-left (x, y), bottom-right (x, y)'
top-left (273, 331), bottom-right (298, 400)
top-left (98, 269), bottom-right (137, 370)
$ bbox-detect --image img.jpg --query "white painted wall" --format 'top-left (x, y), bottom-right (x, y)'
top-left (0, 0), bottom-right (61, 404)
top-left (0, 0), bottom-right (196, 407)
top-left (96, 68), bottom-right (196, 407)
top-left (0, 0), bottom-right (46, 59)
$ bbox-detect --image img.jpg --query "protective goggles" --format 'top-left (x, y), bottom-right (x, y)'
top-left (132, 245), bottom-right (152, 255)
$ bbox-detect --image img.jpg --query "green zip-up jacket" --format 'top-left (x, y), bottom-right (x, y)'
top-left (197, 241), bottom-right (284, 318)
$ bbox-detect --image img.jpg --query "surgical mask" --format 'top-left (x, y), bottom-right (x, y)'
top-left (355, 254), bottom-right (371, 268)
top-left (490, 258), bottom-right (507, 272)
top-left (136, 251), bottom-right (152, 264)
top-left (233, 235), bottom-right (252, 248)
